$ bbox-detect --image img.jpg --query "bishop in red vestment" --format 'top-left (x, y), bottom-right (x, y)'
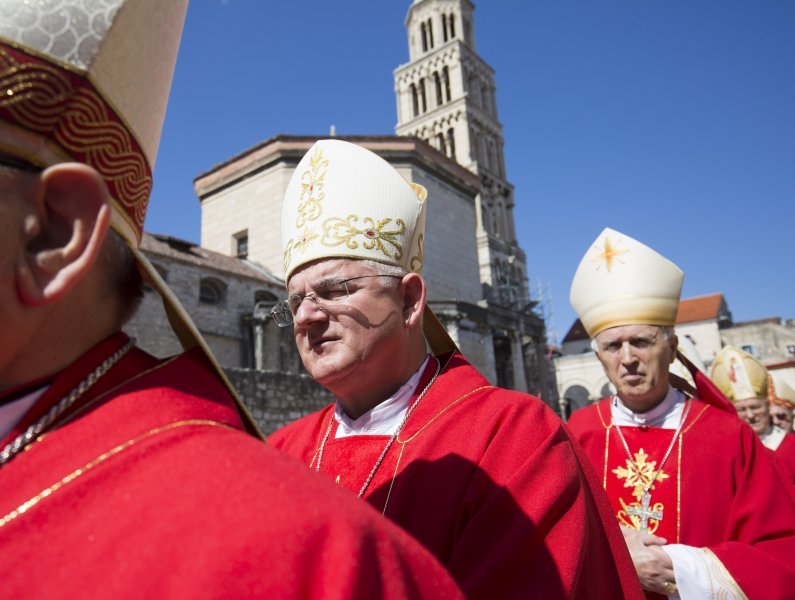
top-left (272, 351), bottom-right (642, 599)
top-left (270, 140), bottom-right (642, 599)
top-left (567, 227), bottom-right (795, 598)
top-left (568, 393), bottom-right (795, 599)
top-left (711, 347), bottom-right (795, 494)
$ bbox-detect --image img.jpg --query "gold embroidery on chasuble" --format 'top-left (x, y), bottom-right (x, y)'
top-left (0, 420), bottom-right (233, 529)
top-left (612, 448), bottom-right (669, 534)
top-left (321, 215), bottom-right (406, 261)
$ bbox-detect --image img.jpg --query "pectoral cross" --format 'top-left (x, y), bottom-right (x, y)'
top-left (627, 491), bottom-right (663, 533)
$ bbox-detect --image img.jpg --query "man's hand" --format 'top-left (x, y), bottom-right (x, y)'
top-left (621, 526), bottom-right (677, 595)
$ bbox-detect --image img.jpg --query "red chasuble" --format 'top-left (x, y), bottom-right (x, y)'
top-left (568, 397), bottom-right (795, 599)
top-left (270, 353), bottom-right (644, 599)
top-left (0, 334), bottom-right (462, 599)
top-left (770, 432), bottom-right (795, 494)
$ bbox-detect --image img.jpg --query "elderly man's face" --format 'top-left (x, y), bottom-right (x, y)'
top-left (287, 258), bottom-right (406, 394)
top-left (594, 324), bottom-right (677, 412)
top-left (735, 397), bottom-right (771, 436)
top-left (770, 403), bottom-right (794, 433)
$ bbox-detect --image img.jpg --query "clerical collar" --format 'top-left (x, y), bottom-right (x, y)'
top-left (334, 356), bottom-right (430, 439)
top-left (611, 386), bottom-right (685, 429)
top-left (0, 385), bottom-right (47, 440)
top-left (759, 425), bottom-right (787, 451)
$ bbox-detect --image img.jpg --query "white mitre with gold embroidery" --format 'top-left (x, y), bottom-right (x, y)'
top-left (570, 227), bottom-right (684, 338)
top-left (282, 139), bottom-right (427, 279)
top-left (281, 139), bottom-right (456, 354)
top-left (710, 346), bottom-right (769, 401)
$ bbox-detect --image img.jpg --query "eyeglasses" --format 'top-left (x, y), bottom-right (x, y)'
top-left (0, 153), bottom-right (43, 174)
top-left (270, 274), bottom-right (403, 327)
top-left (771, 412), bottom-right (793, 423)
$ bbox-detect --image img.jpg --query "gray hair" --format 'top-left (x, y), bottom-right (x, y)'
top-left (357, 260), bottom-right (408, 287)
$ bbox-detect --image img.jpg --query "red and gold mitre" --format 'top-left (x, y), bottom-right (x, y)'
top-left (0, 0), bottom-right (186, 245)
top-left (710, 346), bottom-right (769, 401)
top-left (0, 0), bottom-right (262, 437)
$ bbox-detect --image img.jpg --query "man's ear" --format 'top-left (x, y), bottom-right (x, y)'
top-left (16, 163), bottom-right (111, 306)
top-left (668, 334), bottom-right (679, 365)
top-left (401, 272), bottom-right (426, 328)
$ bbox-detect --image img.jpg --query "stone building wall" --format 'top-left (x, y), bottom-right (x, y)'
top-left (227, 369), bottom-right (334, 436)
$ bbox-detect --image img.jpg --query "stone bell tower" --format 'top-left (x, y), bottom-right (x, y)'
top-left (394, 0), bottom-right (549, 396)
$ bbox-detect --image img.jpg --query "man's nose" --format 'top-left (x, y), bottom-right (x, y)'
top-left (293, 295), bottom-right (325, 325)
top-left (619, 342), bottom-right (636, 364)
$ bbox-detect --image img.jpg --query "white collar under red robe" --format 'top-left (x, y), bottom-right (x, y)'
top-left (334, 356), bottom-right (430, 438)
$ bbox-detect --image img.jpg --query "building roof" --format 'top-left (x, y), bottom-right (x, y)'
top-left (192, 134), bottom-right (481, 200)
top-left (562, 319), bottom-right (589, 343)
top-left (141, 232), bottom-right (283, 285)
top-left (731, 317), bottom-right (782, 327)
top-left (675, 293), bottom-right (725, 324)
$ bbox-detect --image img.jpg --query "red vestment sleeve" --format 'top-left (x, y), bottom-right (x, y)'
top-left (708, 426), bottom-right (795, 599)
top-left (770, 433), bottom-right (795, 496)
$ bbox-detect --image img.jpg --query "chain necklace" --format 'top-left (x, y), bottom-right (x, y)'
top-left (315, 356), bottom-right (442, 498)
top-left (0, 338), bottom-right (136, 467)
top-left (611, 396), bottom-right (692, 532)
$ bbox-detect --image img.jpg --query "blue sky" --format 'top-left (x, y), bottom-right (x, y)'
top-left (150, 1), bottom-right (794, 343)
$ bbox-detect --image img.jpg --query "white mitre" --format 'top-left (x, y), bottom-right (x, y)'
top-left (281, 139), bottom-right (456, 354)
top-left (710, 346), bottom-right (768, 401)
top-left (570, 228), bottom-right (684, 338)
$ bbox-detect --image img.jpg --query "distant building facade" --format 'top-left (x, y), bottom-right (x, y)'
top-left (395, 0), bottom-right (552, 399)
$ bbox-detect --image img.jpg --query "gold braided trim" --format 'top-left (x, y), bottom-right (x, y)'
top-left (52, 353), bottom-right (183, 431)
top-left (397, 385), bottom-right (494, 444)
top-left (698, 548), bottom-right (748, 600)
top-left (0, 45), bottom-right (150, 241)
top-left (380, 440), bottom-right (407, 516)
top-left (0, 419), bottom-right (232, 529)
top-left (603, 424), bottom-right (612, 490)
top-left (682, 402), bottom-right (710, 434)
top-left (677, 434), bottom-right (682, 543)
